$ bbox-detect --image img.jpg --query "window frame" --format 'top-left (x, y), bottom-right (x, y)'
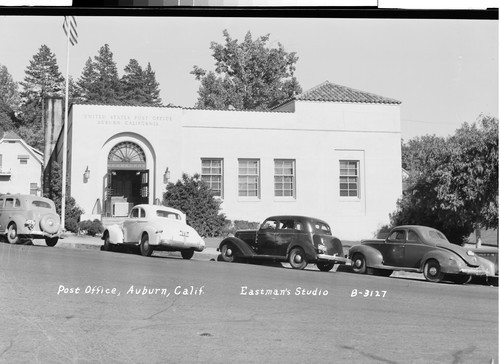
top-left (201, 158), bottom-right (224, 198)
top-left (274, 159), bottom-right (296, 198)
top-left (238, 158), bottom-right (260, 198)
top-left (339, 160), bottom-right (360, 198)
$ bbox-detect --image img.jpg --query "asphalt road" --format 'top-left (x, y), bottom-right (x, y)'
top-left (0, 243), bottom-right (497, 364)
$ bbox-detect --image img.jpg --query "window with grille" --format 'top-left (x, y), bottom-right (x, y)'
top-left (274, 159), bottom-right (295, 197)
top-left (339, 160), bottom-right (359, 197)
top-left (201, 159), bottom-right (223, 197)
top-left (238, 159), bottom-right (260, 197)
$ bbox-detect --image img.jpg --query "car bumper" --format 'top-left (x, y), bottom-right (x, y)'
top-left (158, 239), bottom-right (205, 252)
top-left (459, 267), bottom-right (491, 276)
top-left (317, 253), bottom-right (350, 264)
top-left (20, 230), bottom-right (60, 238)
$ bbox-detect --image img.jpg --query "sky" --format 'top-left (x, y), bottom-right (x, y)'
top-left (0, 13), bottom-right (497, 140)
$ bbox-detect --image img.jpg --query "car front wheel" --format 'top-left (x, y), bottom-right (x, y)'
top-left (181, 250), bottom-right (194, 260)
top-left (351, 253), bottom-right (367, 274)
top-left (317, 261), bottom-right (334, 272)
top-left (423, 259), bottom-right (444, 283)
top-left (7, 223), bottom-right (20, 244)
top-left (45, 237), bottom-right (58, 247)
top-left (140, 234), bottom-right (153, 257)
top-left (289, 247), bottom-right (308, 270)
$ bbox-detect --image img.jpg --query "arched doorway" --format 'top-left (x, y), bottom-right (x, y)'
top-left (104, 141), bottom-right (149, 217)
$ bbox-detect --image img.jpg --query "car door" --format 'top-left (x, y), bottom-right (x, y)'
top-left (256, 218), bottom-right (278, 255)
top-left (0, 197), bottom-right (5, 232)
top-left (123, 207), bottom-right (146, 243)
top-left (383, 229), bottom-right (406, 266)
top-left (273, 218), bottom-right (297, 257)
top-left (403, 229), bottom-right (432, 268)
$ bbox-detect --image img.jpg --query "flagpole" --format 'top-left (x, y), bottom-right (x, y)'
top-left (61, 18), bottom-right (70, 231)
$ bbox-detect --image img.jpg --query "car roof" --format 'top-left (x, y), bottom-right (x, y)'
top-left (133, 204), bottom-right (184, 215)
top-left (0, 194), bottom-right (53, 203)
top-left (265, 215), bottom-right (330, 225)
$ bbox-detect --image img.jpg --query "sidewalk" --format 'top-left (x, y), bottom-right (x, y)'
top-left (38, 234), bottom-right (221, 261)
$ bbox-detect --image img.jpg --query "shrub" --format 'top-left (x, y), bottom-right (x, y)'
top-left (65, 217), bottom-right (79, 233)
top-left (79, 219), bottom-right (104, 237)
top-left (164, 173), bottom-right (226, 237)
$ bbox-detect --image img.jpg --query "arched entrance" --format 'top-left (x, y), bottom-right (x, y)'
top-left (104, 141), bottom-right (149, 217)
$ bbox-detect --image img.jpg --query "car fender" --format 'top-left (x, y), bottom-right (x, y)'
top-left (142, 225), bottom-right (161, 245)
top-left (103, 225), bottom-right (123, 244)
top-left (7, 214), bottom-right (30, 234)
top-left (219, 237), bottom-right (255, 258)
top-left (348, 245), bottom-right (384, 268)
top-left (287, 241), bottom-right (317, 261)
top-left (420, 250), bottom-right (459, 273)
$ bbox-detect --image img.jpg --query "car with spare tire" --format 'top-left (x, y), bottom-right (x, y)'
top-left (0, 193), bottom-right (61, 246)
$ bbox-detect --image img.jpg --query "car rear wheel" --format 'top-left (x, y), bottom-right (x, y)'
top-left (181, 250), bottom-right (194, 260)
top-left (317, 261), bottom-right (335, 272)
top-left (423, 259), bottom-right (444, 283)
top-left (220, 243), bottom-right (235, 262)
top-left (7, 223), bottom-right (20, 244)
top-left (351, 253), bottom-right (367, 274)
top-left (140, 234), bottom-right (153, 257)
top-left (45, 237), bottom-right (58, 247)
top-left (289, 247), bottom-right (308, 270)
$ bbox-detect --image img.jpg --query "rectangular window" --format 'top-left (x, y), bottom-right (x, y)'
top-left (238, 159), bottom-right (260, 197)
top-left (274, 159), bottom-right (295, 197)
top-left (30, 183), bottom-right (38, 195)
top-left (201, 159), bottom-right (223, 197)
top-left (339, 160), bottom-right (359, 197)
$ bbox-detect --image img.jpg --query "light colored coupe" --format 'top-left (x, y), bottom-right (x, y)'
top-left (102, 204), bottom-right (205, 259)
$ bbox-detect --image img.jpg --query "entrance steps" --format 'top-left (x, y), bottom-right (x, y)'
top-left (101, 216), bottom-right (127, 227)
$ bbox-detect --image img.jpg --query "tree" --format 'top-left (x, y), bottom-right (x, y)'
top-left (436, 115), bottom-right (498, 242)
top-left (392, 116), bottom-right (499, 244)
top-left (0, 64), bottom-right (20, 134)
top-left (76, 44), bottom-right (121, 104)
top-left (143, 62), bottom-right (162, 106)
top-left (192, 30), bottom-right (302, 111)
top-left (44, 161), bottom-right (84, 232)
top-left (17, 45), bottom-right (65, 150)
top-left (120, 59), bottom-right (147, 105)
top-left (119, 60), bottom-right (162, 106)
top-left (163, 173), bottom-right (226, 237)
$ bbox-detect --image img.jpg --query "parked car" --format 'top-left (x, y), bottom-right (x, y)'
top-left (469, 245), bottom-right (499, 280)
top-left (218, 215), bottom-right (349, 271)
top-left (0, 193), bottom-right (61, 246)
top-left (102, 204), bottom-right (205, 259)
top-left (349, 225), bottom-right (497, 283)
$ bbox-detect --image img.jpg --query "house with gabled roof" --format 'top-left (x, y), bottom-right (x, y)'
top-left (46, 81), bottom-right (402, 239)
top-left (0, 131), bottom-right (44, 195)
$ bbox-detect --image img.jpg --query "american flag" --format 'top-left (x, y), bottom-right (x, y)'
top-left (63, 16), bottom-right (78, 46)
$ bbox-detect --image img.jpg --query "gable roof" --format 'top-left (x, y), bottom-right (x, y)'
top-left (2, 131), bottom-right (22, 140)
top-left (295, 81), bottom-right (401, 105)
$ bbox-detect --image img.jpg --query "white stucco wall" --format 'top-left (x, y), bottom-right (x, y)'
top-left (0, 140), bottom-right (42, 195)
top-left (65, 100), bottom-right (401, 241)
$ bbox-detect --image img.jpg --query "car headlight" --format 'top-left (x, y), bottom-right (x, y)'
top-left (466, 250), bottom-right (475, 256)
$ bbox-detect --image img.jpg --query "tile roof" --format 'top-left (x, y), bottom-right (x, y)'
top-left (295, 81), bottom-right (401, 105)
